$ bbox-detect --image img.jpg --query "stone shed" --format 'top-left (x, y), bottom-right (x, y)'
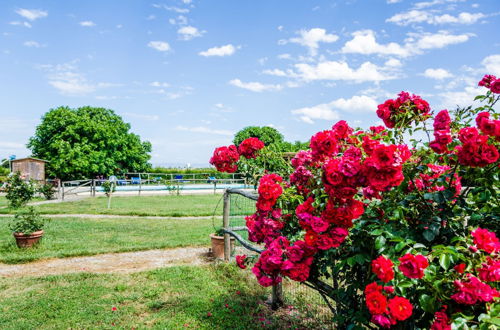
top-left (11, 157), bottom-right (48, 182)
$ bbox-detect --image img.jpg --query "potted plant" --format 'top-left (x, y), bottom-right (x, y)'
top-left (9, 207), bottom-right (46, 248)
top-left (210, 227), bottom-right (235, 259)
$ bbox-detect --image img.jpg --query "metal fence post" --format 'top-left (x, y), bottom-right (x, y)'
top-left (138, 173), bottom-right (142, 196)
top-left (272, 283), bottom-right (284, 310)
top-left (223, 190), bottom-right (231, 261)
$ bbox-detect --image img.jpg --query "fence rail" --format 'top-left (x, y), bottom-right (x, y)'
top-left (221, 188), bottom-right (335, 322)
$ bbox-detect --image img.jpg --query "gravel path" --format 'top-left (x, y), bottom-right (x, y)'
top-left (0, 247), bottom-right (215, 278)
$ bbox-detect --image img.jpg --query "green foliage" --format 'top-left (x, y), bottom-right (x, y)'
top-left (9, 207), bottom-right (46, 235)
top-left (27, 106), bottom-right (152, 180)
top-left (38, 183), bottom-right (56, 200)
top-left (237, 144), bottom-right (294, 186)
top-left (233, 126), bottom-right (284, 147)
top-left (4, 172), bottom-right (36, 208)
top-left (101, 181), bottom-right (116, 196)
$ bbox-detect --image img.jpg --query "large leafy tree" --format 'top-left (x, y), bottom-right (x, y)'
top-left (28, 106), bottom-right (152, 180)
top-left (233, 126), bottom-right (284, 147)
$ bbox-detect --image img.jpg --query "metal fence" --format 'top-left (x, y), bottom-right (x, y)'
top-left (222, 188), bottom-right (334, 325)
top-left (60, 174), bottom-right (248, 199)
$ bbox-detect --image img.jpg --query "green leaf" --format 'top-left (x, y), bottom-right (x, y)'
top-left (439, 254), bottom-right (452, 270)
top-left (418, 294), bottom-right (436, 313)
top-left (423, 230), bottom-right (435, 241)
top-left (395, 241), bottom-right (406, 252)
top-left (375, 236), bottom-right (386, 250)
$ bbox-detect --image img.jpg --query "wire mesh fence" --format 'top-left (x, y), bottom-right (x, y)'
top-left (225, 189), bottom-right (334, 326)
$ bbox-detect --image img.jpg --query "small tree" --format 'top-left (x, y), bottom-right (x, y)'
top-left (102, 180), bottom-right (116, 209)
top-left (5, 172), bottom-right (36, 208)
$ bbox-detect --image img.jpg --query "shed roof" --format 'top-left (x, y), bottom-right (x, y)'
top-left (11, 157), bottom-right (49, 163)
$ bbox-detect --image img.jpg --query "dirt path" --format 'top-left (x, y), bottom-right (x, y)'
top-left (0, 247), bottom-right (215, 278)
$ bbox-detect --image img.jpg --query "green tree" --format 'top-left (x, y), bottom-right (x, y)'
top-left (232, 126), bottom-right (284, 147)
top-left (28, 106), bottom-right (152, 180)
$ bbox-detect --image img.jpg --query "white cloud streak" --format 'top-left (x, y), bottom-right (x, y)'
top-left (199, 44), bottom-right (237, 57)
top-left (148, 41), bottom-right (171, 52)
top-left (292, 95), bottom-right (378, 124)
top-left (229, 79), bottom-right (283, 92)
top-left (15, 8), bottom-right (47, 21)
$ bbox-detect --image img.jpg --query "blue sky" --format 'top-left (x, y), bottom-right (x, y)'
top-left (1, 0), bottom-right (499, 167)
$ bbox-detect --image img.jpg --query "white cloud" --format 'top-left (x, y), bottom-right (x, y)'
top-left (342, 30), bottom-right (409, 57)
top-left (169, 15), bottom-right (188, 25)
top-left (176, 126), bottom-right (233, 136)
top-left (148, 41), bottom-right (171, 52)
top-left (412, 31), bottom-right (471, 50)
top-left (292, 95), bottom-right (378, 124)
top-left (387, 0), bottom-right (402, 3)
top-left (229, 79), bottom-right (283, 92)
top-left (387, 10), bottom-right (485, 25)
top-left (178, 26), bottom-right (204, 40)
top-left (23, 40), bottom-right (43, 48)
top-left (15, 8), bottom-right (47, 21)
top-left (423, 68), bottom-right (453, 79)
top-left (150, 81), bottom-right (170, 88)
top-left (40, 61), bottom-right (117, 96)
top-left (482, 55), bottom-right (500, 76)
top-left (439, 86), bottom-right (483, 108)
top-left (294, 61), bottom-right (394, 83)
top-left (287, 28), bottom-right (339, 55)
top-left (9, 21), bottom-right (32, 28)
top-left (152, 4), bottom-right (190, 13)
top-left (79, 21), bottom-right (96, 27)
top-left (182, 0), bottom-right (192, 3)
top-left (341, 30), bottom-right (470, 58)
top-left (385, 58), bottom-right (403, 67)
top-left (214, 103), bottom-right (233, 112)
top-left (199, 44), bottom-right (236, 57)
top-left (262, 69), bottom-right (288, 77)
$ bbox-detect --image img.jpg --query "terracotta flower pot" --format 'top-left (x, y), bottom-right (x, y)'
top-left (210, 233), bottom-right (235, 259)
top-left (13, 230), bottom-right (44, 248)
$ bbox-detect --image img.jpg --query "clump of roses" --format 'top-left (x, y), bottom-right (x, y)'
top-left (213, 74), bottom-right (499, 328)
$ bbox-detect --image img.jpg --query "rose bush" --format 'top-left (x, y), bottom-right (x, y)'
top-left (213, 75), bottom-right (499, 328)
top-left (209, 137), bottom-right (293, 186)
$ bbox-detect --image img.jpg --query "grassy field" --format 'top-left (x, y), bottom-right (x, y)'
top-left (0, 195), bottom-right (225, 217)
top-left (0, 216), bottom-right (215, 264)
top-left (0, 264), bottom-right (328, 329)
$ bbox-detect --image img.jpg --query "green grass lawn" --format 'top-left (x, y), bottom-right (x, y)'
top-left (0, 194), bottom-right (225, 217)
top-left (0, 264), bottom-right (328, 329)
top-left (0, 216), bottom-right (215, 264)
top-left (0, 196), bottom-right (8, 208)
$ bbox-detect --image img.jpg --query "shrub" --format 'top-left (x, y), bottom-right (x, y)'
top-left (38, 183), bottom-right (56, 200)
top-left (9, 207), bottom-right (46, 234)
top-left (217, 75), bottom-right (500, 328)
top-left (5, 172), bottom-right (36, 208)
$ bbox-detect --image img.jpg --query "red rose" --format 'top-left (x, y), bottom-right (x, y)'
top-left (371, 256), bottom-right (395, 283)
top-left (310, 130), bottom-right (338, 160)
top-left (398, 254), bottom-right (428, 279)
top-left (451, 275), bottom-right (499, 304)
top-left (480, 144), bottom-right (499, 164)
top-left (433, 110), bottom-right (451, 130)
top-left (490, 79), bottom-right (500, 93)
top-left (236, 255), bottom-right (247, 269)
top-left (365, 291), bottom-right (388, 315)
top-left (388, 296), bottom-right (413, 321)
top-left (472, 228), bottom-right (500, 254)
top-left (365, 281), bottom-right (383, 295)
top-left (430, 308), bottom-right (451, 330)
top-left (458, 127), bottom-right (479, 144)
top-left (238, 137), bottom-right (265, 159)
top-left (478, 74), bottom-right (496, 87)
top-left (453, 263), bottom-right (466, 274)
top-left (210, 145), bottom-right (239, 173)
top-left (477, 257), bottom-right (500, 282)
